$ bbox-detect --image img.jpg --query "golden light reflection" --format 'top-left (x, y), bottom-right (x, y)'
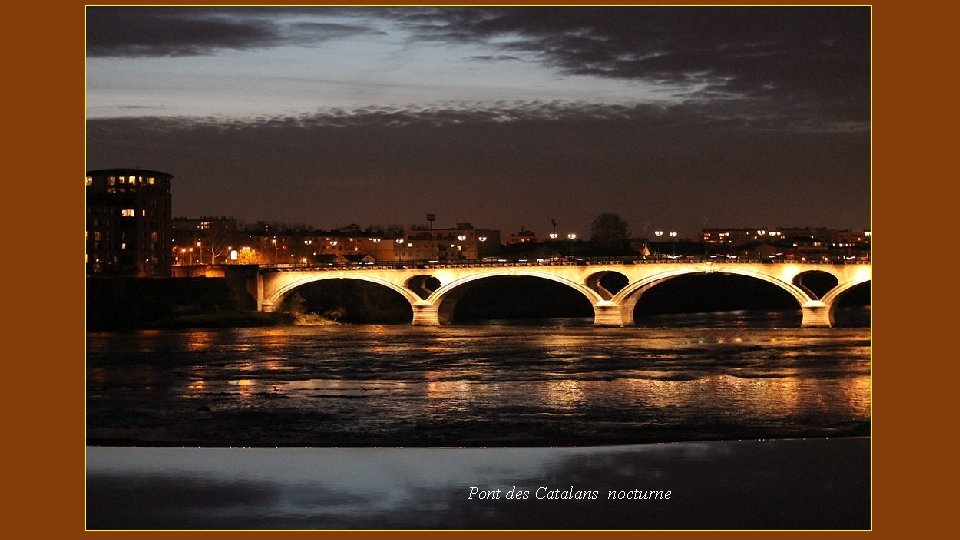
top-left (425, 379), bottom-right (473, 399)
top-left (184, 331), bottom-right (214, 352)
top-left (839, 374), bottom-right (871, 418)
top-left (714, 374), bottom-right (802, 416)
top-left (531, 334), bottom-right (589, 351)
top-left (229, 379), bottom-right (256, 399)
top-left (424, 370), bottom-right (475, 399)
top-left (541, 379), bottom-right (586, 408)
top-left (262, 359), bottom-right (285, 371)
top-left (619, 377), bottom-right (703, 409)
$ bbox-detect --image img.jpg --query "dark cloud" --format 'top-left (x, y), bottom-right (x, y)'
top-left (466, 55), bottom-right (525, 63)
top-left (85, 7), bottom-right (384, 57)
top-left (86, 101), bottom-right (869, 236)
top-left (85, 7), bottom-right (869, 234)
top-left (397, 6), bottom-right (870, 121)
top-left (86, 6), bottom-right (869, 123)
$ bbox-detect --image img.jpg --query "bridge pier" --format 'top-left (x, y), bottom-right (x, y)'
top-left (593, 301), bottom-right (631, 327)
top-left (801, 300), bottom-right (834, 328)
top-left (411, 302), bottom-right (441, 326)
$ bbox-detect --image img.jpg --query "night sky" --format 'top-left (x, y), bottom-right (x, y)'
top-left (85, 6), bottom-right (870, 238)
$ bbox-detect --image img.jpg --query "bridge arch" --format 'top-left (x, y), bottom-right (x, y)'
top-left (792, 270), bottom-right (840, 300)
top-left (613, 267), bottom-right (813, 325)
top-left (265, 274), bottom-right (422, 312)
top-left (429, 271), bottom-right (602, 324)
top-left (405, 275), bottom-right (442, 300)
top-left (585, 270), bottom-right (629, 300)
top-left (822, 277), bottom-right (872, 324)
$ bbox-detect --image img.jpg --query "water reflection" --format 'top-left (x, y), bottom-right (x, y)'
top-left (87, 439), bottom-right (870, 530)
top-left (87, 310), bottom-right (870, 447)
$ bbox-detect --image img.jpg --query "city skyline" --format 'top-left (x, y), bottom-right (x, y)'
top-left (85, 6), bottom-right (870, 238)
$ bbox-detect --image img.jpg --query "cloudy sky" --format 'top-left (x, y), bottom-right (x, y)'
top-left (85, 6), bottom-right (870, 238)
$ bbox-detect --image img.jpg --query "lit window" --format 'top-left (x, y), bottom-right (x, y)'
top-left (141, 209), bottom-right (147, 217)
top-left (85, 176), bottom-right (93, 187)
top-left (121, 209), bottom-right (135, 217)
top-left (147, 177), bottom-right (155, 185)
top-left (121, 242), bottom-right (127, 250)
top-left (108, 176), bottom-right (116, 186)
top-left (119, 176), bottom-right (127, 184)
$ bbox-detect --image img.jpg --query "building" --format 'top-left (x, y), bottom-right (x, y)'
top-left (701, 226), bottom-right (870, 261)
top-left (405, 223), bottom-right (501, 262)
top-left (86, 168), bottom-right (173, 276)
top-left (172, 216), bottom-right (240, 265)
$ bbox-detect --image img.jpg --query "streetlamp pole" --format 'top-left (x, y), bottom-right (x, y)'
top-left (395, 237), bottom-right (404, 267)
top-left (457, 234), bottom-right (467, 262)
top-left (478, 235), bottom-right (487, 261)
top-left (370, 237), bottom-right (382, 264)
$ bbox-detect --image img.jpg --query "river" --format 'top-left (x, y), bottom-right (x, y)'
top-left (86, 307), bottom-right (871, 529)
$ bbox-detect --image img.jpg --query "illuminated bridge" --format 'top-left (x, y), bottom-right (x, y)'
top-left (250, 260), bottom-right (871, 327)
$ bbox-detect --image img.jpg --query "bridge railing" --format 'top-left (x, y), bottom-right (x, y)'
top-left (260, 255), bottom-right (870, 272)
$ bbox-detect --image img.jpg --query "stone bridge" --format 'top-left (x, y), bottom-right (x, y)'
top-left (252, 261), bottom-right (871, 327)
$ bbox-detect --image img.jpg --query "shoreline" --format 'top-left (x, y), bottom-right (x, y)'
top-left (85, 427), bottom-right (870, 448)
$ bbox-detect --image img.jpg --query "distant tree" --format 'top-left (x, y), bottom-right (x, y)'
top-left (202, 225), bottom-right (232, 264)
top-left (590, 213), bottom-right (630, 255)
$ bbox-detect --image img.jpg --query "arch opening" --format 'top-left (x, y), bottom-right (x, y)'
top-left (405, 275), bottom-right (442, 300)
top-left (831, 281), bottom-right (871, 328)
top-left (279, 279), bottom-right (413, 324)
top-left (586, 271), bottom-right (628, 299)
top-left (632, 273), bottom-right (800, 328)
top-left (793, 270), bottom-right (839, 300)
top-left (439, 276), bottom-right (593, 325)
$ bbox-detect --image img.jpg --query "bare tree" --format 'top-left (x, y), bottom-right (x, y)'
top-left (590, 213), bottom-right (630, 255)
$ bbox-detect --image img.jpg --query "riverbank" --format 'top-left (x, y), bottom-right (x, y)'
top-left (86, 437), bottom-right (870, 530)
top-left (86, 276), bottom-right (261, 331)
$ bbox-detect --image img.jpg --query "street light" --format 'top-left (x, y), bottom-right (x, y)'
top-left (369, 237), bottom-right (382, 263)
top-left (477, 235), bottom-right (488, 261)
top-left (669, 231), bottom-right (677, 257)
top-left (457, 234), bottom-right (467, 262)
top-left (395, 237), bottom-right (404, 266)
top-left (196, 241), bottom-right (202, 265)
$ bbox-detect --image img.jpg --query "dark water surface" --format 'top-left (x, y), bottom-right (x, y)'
top-left (87, 438), bottom-right (870, 530)
top-left (87, 309), bottom-right (870, 446)
top-left (86, 309), bottom-right (870, 530)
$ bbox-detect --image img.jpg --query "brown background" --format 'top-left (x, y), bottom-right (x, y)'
top-left (12, 0), bottom-right (938, 537)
